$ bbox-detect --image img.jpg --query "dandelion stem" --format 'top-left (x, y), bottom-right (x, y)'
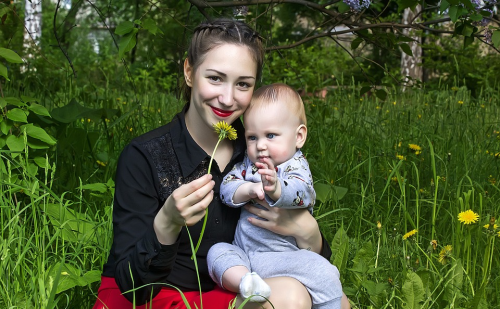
top-left (192, 136), bottom-right (223, 258)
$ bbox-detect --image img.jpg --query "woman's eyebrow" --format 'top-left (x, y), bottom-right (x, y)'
top-left (206, 69), bottom-right (255, 80)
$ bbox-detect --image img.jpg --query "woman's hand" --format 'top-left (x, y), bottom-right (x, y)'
top-left (244, 203), bottom-right (323, 253)
top-left (154, 174), bottom-right (215, 245)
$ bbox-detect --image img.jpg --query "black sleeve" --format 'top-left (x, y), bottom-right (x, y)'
top-left (111, 143), bottom-right (178, 304)
top-left (319, 233), bottom-right (332, 260)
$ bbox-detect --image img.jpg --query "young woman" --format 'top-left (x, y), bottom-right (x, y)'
top-left (93, 18), bottom-right (346, 309)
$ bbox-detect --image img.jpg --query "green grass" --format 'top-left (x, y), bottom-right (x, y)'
top-left (1, 84), bottom-right (499, 308)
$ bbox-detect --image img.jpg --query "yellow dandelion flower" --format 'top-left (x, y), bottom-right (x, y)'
top-left (87, 118), bottom-right (91, 123)
top-left (438, 245), bottom-right (452, 264)
top-left (483, 224), bottom-right (498, 230)
top-left (376, 106), bottom-right (381, 110)
top-left (377, 221), bottom-right (382, 229)
top-left (396, 154), bottom-right (406, 160)
top-left (409, 144), bottom-right (421, 152)
top-left (360, 98), bottom-right (363, 101)
top-left (398, 141), bottom-right (402, 148)
top-left (481, 104), bottom-right (485, 108)
top-left (403, 229), bottom-right (418, 240)
top-left (393, 101), bottom-right (396, 105)
top-left (458, 210), bottom-right (479, 225)
top-left (497, 231), bottom-right (500, 237)
top-left (451, 87), bottom-right (458, 91)
top-left (458, 100), bottom-right (464, 105)
top-left (129, 127), bottom-right (133, 132)
top-left (418, 114), bottom-right (422, 119)
top-left (430, 240), bottom-right (438, 250)
top-left (213, 121), bottom-right (237, 141)
top-left (333, 106), bottom-right (339, 110)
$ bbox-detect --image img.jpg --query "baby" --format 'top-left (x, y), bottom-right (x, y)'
top-left (207, 83), bottom-right (343, 308)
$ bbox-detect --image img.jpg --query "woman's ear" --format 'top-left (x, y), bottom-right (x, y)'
top-left (184, 58), bottom-right (193, 87)
top-left (295, 124), bottom-right (307, 149)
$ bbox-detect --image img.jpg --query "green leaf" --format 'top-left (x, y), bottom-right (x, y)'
top-left (440, 0), bottom-right (450, 12)
top-left (0, 97), bottom-right (6, 108)
top-left (114, 21), bottom-right (134, 35)
top-left (6, 108), bottom-right (28, 123)
top-left (118, 28), bottom-right (138, 58)
top-left (461, 0), bottom-right (474, 10)
top-left (351, 38), bottom-right (364, 50)
top-left (402, 271), bottom-right (424, 309)
top-left (360, 86), bottom-right (372, 95)
top-left (314, 183), bottom-right (348, 202)
top-left (42, 203), bottom-right (97, 243)
top-left (461, 24), bottom-right (474, 37)
top-left (338, 2), bottom-right (351, 13)
top-left (469, 13), bottom-right (483, 21)
top-left (331, 227), bottom-right (349, 271)
top-left (21, 95), bottom-right (39, 103)
top-left (142, 17), bottom-right (163, 35)
top-left (50, 99), bottom-right (92, 123)
top-left (0, 62), bottom-right (8, 80)
top-left (464, 35), bottom-right (474, 48)
top-left (21, 124), bottom-right (57, 145)
top-left (376, 89), bottom-right (387, 101)
top-left (400, 43), bottom-right (413, 56)
top-left (80, 183), bottom-right (108, 193)
top-left (492, 30), bottom-right (500, 48)
top-left (28, 103), bottom-right (51, 117)
top-left (447, 0), bottom-right (459, 5)
top-left (397, 0), bottom-right (419, 12)
top-left (34, 157), bottom-right (51, 169)
top-left (6, 135), bottom-right (25, 153)
top-left (0, 120), bottom-right (9, 135)
top-left (5, 97), bottom-right (25, 107)
top-left (449, 6), bottom-right (459, 22)
top-left (0, 47), bottom-right (23, 63)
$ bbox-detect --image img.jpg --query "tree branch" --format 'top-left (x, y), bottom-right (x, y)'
top-left (53, 0), bottom-right (77, 78)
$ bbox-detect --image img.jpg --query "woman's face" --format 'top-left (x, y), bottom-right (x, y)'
top-left (184, 44), bottom-right (258, 131)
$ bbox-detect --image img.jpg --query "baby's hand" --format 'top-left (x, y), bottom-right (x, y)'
top-left (247, 182), bottom-right (265, 201)
top-left (255, 158), bottom-right (280, 199)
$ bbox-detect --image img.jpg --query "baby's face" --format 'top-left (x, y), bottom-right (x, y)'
top-left (244, 102), bottom-right (301, 167)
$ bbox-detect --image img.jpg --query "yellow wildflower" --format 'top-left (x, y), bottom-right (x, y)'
top-left (430, 240), bottom-right (438, 250)
top-left (438, 245), bottom-right (452, 264)
top-left (396, 154), bottom-right (406, 160)
top-left (87, 119), bottom-right (91, 123)
top-left (393, 101), bottom-right (396, 106)
top-left (376, 106), bottom-right (381, 110)
top-left (403, 229), bottom-right (418, 240)
top-left (418, 114), bottom-right (422, 119)
top-left (458, 210), bottom-right (479, 225)
top-left (213, 121), bottom-right (237, 141)
top-left (451, 86), bottom-right (458, 91)
top-left (377, 221), bottom-right (382, 229)
top-left (409, 144), bottom-right (421, 152)
top-left (483, 224), bottom-right (498, 230)
top-left (96, 160), bottom-right (107, 167)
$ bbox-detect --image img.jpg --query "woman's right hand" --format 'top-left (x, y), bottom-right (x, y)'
top-left (154, 174), bottom-right (215, 244)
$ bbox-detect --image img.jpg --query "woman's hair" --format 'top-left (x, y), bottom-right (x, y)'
top-left (182, 18), bottom-right (265, 102)
top-left (248, 83), bottom-right (307, 126)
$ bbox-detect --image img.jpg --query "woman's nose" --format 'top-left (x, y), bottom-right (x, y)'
top-left (218, 86), bottom-right (234, 106)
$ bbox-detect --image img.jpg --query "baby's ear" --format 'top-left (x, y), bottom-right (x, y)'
top-left (295, 124), bottom-right (307, 149)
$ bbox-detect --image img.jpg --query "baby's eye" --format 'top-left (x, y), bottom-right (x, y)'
top-left (266, 133), bottom-right (275, 139)
top-left (247, 136), bottom-right (256, 141)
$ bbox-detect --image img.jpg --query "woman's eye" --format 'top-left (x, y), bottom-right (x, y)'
top-left (237, 82), bottom-right (251, 88)
top-left (208, 76), bottom-right (222, 82)
top-left (266, 133), bottom-right (275, 139)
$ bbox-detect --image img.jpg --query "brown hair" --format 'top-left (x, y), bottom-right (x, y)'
top-left (182, 18), bottom-right (265, 102)
top-left (248, 83), bottom-right (307, 126)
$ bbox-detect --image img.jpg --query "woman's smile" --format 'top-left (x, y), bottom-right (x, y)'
top-left (211, 106), bottom-right (234, 118)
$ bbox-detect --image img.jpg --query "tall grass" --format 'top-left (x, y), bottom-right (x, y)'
top-left (1, 83), bottom-right (499, 308)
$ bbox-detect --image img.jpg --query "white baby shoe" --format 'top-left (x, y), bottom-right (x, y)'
top-left (239, 272), bottom-right (271, 302)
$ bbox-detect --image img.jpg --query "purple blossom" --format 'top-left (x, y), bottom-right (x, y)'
top-left (484, 29), bottom-right (492, 43)
top-left (343, 0), bottom-right (371, 12)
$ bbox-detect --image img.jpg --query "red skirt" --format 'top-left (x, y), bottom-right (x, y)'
top-left (93, 276), bottom-right (237, 309)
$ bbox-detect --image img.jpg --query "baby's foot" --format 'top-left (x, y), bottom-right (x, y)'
top-left (239, 272), bottom-right (271, 302)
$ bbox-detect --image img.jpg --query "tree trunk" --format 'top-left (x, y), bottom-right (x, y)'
top-left (401, 5), bottom-right (422, 87)
top-left (24, 0), bottom-right (42, 48)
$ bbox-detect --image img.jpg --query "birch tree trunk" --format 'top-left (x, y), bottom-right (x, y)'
top-left (24, 0), bottom-right (42, 50)
top-left (401, 5), bottom-right (423, 87)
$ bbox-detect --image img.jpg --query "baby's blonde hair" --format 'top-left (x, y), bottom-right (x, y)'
top-left (247, 83), bottom-right (307, 126)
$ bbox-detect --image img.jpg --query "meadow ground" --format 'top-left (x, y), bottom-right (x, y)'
top-left (1, 84), bottom-right (499, 308)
